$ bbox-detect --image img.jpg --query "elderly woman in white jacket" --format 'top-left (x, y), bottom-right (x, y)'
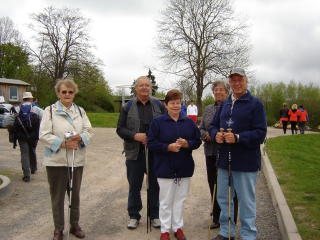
top-left (39, 78), bottom-right (93, 240)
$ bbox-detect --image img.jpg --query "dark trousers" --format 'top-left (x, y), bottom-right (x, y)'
top-left (205, 155), bottom-right (220, 223)
top-left (290, 121), bottom-right (298, 134)
top-left (206, 155), bottom-right (238, 224)
top-left (18, 139), bottom-right (37, 177)
top-left (126, 148), bottom-right (159, 220)
top-left (298, 122), bottom-right (306, 134)
top-left (281, 120), bottom-right (288, 134)
top-left (46, 166), bottom-right (83, 231)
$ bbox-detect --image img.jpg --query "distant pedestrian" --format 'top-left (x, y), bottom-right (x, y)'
top-left (180, 102), bottom-right (187, 117)
top-left (279, 103), bottom-right (289, 134)
top-left (288, 104), bottom-right (299, 135)
top-left (298, 105), bottom-right (309, 134)
top-left (187, 100), bottom-right (198, 124)
top-left (12, 92), bottom-right (43, 182)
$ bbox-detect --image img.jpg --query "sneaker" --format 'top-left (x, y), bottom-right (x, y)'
top-left (127, 219), bottom-right (139, 229)
top-left (160, 232), bottom-right (170, 240)
top-left (151, 218), bottom-right (161, 228)
top-left (211, 234), bottom-right (235, 240)
top-left (174, 228), bottom-right (186, 240)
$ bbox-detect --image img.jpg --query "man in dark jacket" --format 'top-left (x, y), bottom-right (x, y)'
top-left (116, 76), bottom-right (165, 229)
top-left (210, 68), bottom-right (267, 240)
top-left (13, 92), bottom-right (43, 182)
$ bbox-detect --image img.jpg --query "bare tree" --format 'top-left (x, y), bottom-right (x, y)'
top-left (158, 0), bottom-right (250, 114)
top-left (0, 17), bottom-right (23, 45)
top-left (29, 6), bottom-right (94, 83)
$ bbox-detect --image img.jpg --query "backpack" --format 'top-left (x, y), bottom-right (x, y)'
top-left (13, 104), bottom-right (40, 143)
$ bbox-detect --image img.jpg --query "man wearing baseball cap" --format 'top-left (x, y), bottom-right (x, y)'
top-left (210, 68), bottom-right (267, 240)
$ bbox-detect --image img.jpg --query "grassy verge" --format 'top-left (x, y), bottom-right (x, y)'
top-left (266, 134), bottom-right (320, 240)
top-left (87, 112), bottom-right (119, 128)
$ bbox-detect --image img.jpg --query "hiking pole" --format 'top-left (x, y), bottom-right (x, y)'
top-left (208, 183), bottom-right (217, 239)
top-left (208, 128), bottom-right (224, 239)
top-left (226, 128), bottom-right (233, 240)
top-left (145, 144), bottom-right (151, 233)
top-left (66, 148), bottom-right (75, 240)
top-left (64, 131), bottom-right (76, 240)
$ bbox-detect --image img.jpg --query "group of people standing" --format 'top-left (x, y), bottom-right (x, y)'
top-left (279, 103), bottom-right (309, 134)
top-left (9, 67), bottom-right (266, 240)
top-left (117, 67), bottom-right (267, 240)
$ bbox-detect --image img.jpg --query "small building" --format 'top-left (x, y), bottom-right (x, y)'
top-left (0, 78), bottom-right (30, 104)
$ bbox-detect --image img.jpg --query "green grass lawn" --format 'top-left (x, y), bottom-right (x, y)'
top-left (87, 112), bottom-right (119, 128)
top-left (266, 134), bottom-right (320, 240)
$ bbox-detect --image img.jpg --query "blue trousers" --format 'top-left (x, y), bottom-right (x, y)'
top-left (18, 139), bottom-right (37, 177)
top-left (217, 168), bottom-right (258, 240)
top-left (126, 148), bottom-right (159, 220)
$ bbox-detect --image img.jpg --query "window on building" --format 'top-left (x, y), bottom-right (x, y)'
top-left (9, 86), bottom-right (19, 101)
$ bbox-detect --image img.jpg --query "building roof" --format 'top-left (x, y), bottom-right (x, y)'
top-left (0, 78), bottom-right (30, 86)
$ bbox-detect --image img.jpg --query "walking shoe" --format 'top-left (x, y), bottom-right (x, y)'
top-left (211, 234), bottom-right (234, 240)
top-left (127, 219), bottom-right (139, 229)
top-left (160, 232), bottom-right (170, 240)
top-left (151, 218), bottom-right (161, 228)
top-left (52, 230), bottom-right (63, 240)
top-left (70, 225), bottom-right (85, 238)
top-left (174, 228), bottom-right (186, 240)
top-left (209, 222), bottom-right (220, 229)
top-left (22, 176), bottom-right (30, 182)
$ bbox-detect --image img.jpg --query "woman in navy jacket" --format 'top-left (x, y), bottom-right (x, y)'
top-left (148, 89), bottom-right (201, 240)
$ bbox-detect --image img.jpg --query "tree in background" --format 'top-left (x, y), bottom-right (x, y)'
top-left (0, 17), bottom-right (31, 80)
top-left (0, 17), bottom-right (23, 46)
top-left (69, 61), bottom-right (114, 112)
top-left (147, 69), bottom-right (158, 96)
top-left (0, 43), bottom-right (32, 79)
top-left (251, 81), bottom-right (320, 129)
top-left (157, 0), bottom-right (249, 115)
top-left (29, 7), bottom-right (95, 83)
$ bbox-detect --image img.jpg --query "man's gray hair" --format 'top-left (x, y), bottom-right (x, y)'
top-left (134, 76), bottom-right (151, 88)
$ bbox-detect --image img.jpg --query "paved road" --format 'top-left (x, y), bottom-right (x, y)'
top-left (0, 128), bottom-right (283, 240)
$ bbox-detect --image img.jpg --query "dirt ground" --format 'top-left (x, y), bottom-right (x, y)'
top-left (0, 128), bottom-right (282, 240)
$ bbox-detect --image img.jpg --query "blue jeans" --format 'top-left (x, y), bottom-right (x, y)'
top-left (126, 148), bottom-right (159, 220)
top-left (217, 168), bottom-right (258, 240)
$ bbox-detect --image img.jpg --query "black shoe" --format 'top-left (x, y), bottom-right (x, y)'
top-left (210, 222), bottom-right (220, 229)
top-left (22, 176), bottom-right (30, 182)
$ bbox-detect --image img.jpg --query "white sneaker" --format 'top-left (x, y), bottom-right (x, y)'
top-left (151, 218), bottom-right (161, 228)
top-left (127, 219), bottom-right (139, 229)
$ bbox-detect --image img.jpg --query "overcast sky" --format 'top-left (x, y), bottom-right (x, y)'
top-left (1, 0), bottom-right (320, 93)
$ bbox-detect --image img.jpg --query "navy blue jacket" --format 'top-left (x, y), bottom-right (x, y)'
top-left (210, 91), bottom-right (267, 172)
top-left (148, 113), bottom-right (201, 178)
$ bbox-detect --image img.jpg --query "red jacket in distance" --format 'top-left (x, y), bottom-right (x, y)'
top-left (288, 109), bottom-right (299, 122)
top-left (298, 109), bottom-right (309, 122)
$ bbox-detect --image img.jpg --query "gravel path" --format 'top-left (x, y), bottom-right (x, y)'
top-left (0, 128), bottom-right (282, 240)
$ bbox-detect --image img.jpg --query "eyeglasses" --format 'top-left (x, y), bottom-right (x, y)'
top-left (60, 90), bottom-right (74, 95)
